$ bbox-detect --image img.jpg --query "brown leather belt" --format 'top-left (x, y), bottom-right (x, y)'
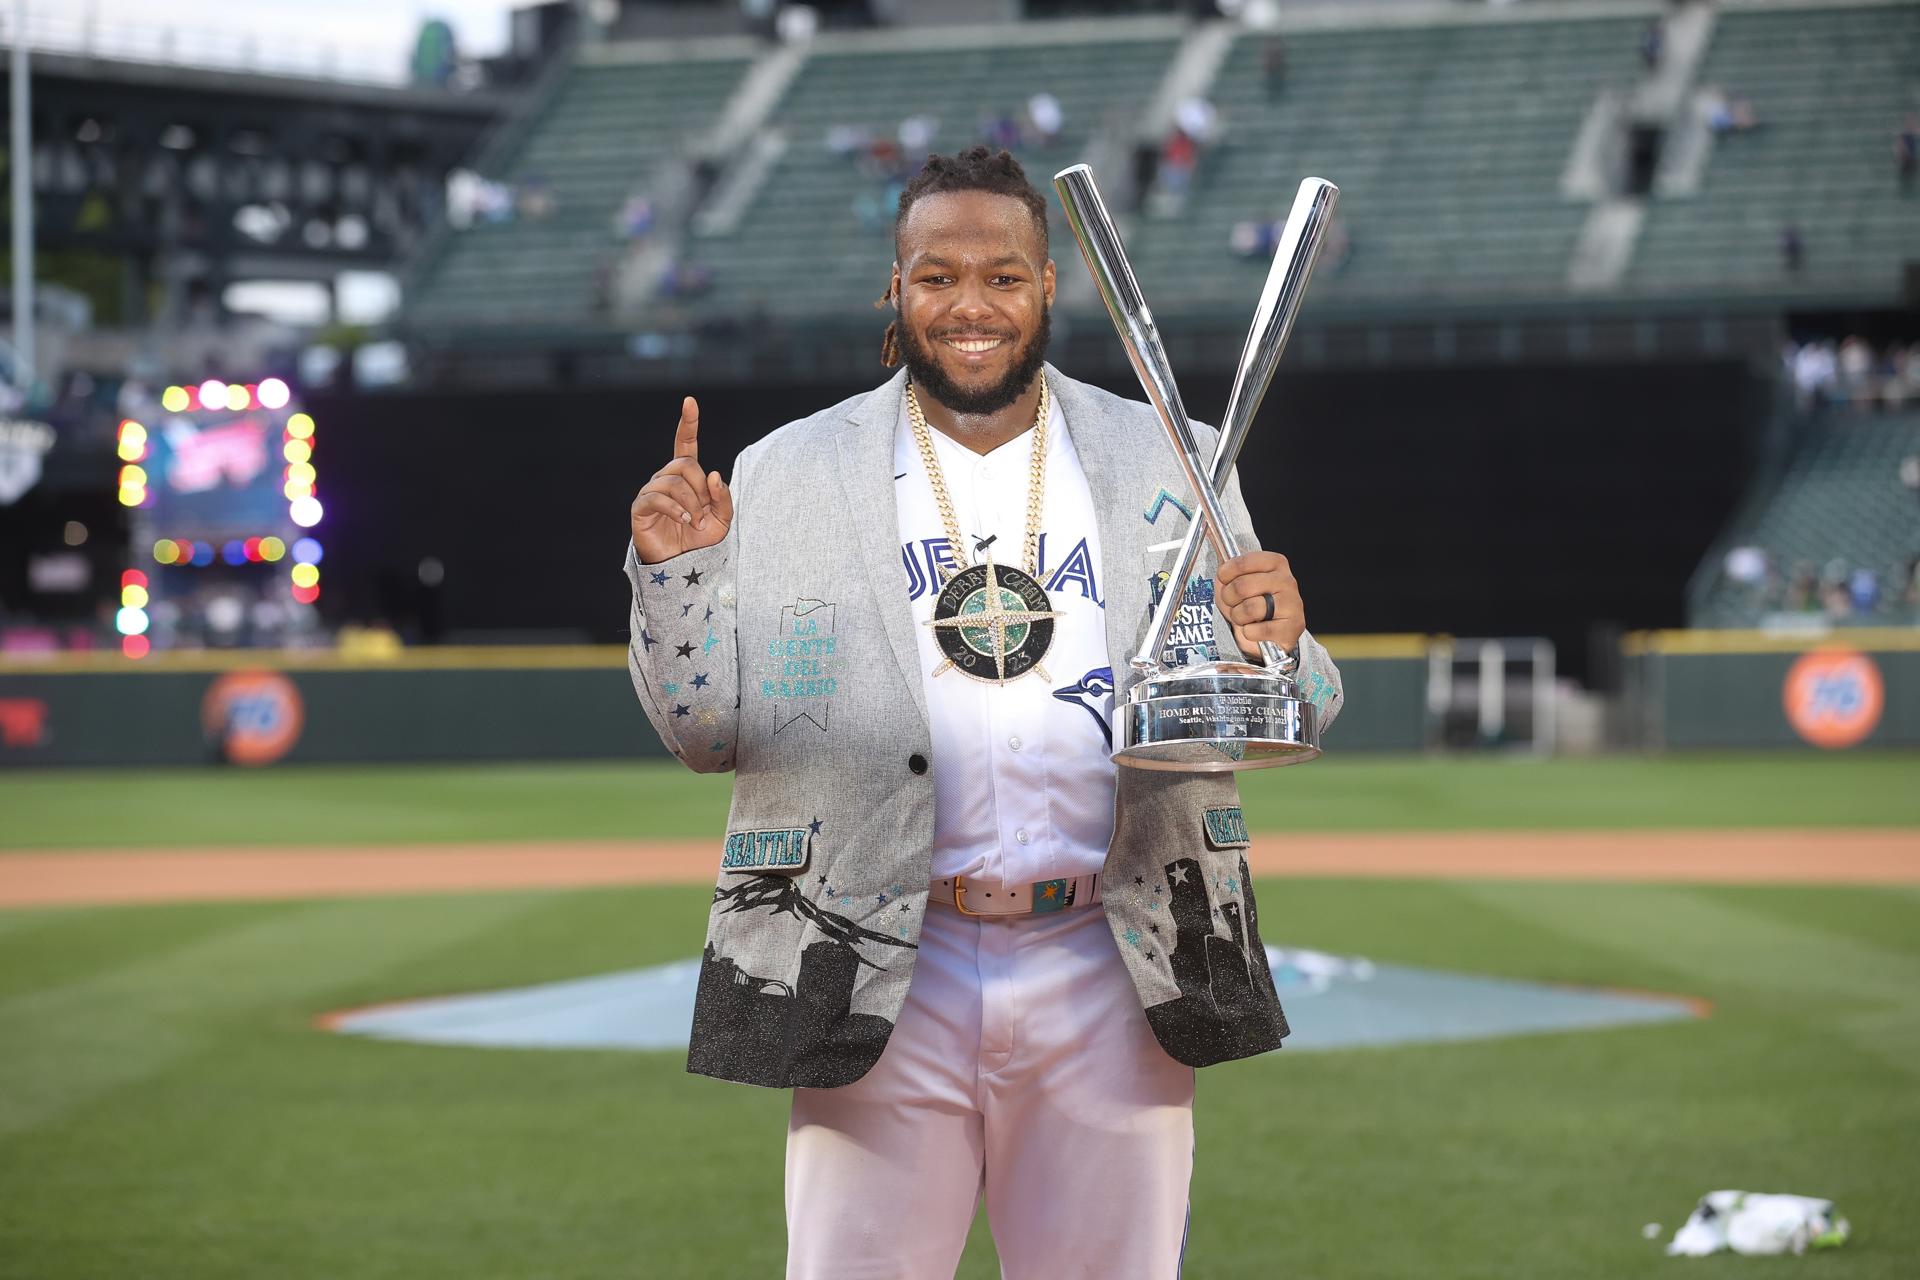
top-left (928, 874), bottom-right (1102, 918)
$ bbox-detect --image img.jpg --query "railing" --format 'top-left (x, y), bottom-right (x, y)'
top-left (0, 8), bottom-right (430, 88)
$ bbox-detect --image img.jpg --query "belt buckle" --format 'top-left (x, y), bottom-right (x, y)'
top-left (951, 876), bottom-right (983, 916)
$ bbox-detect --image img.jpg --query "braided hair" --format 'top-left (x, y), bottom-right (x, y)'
top-left (877, 145), bottom-right (1051, 368)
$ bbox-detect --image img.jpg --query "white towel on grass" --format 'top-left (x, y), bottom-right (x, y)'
top-left (1666, 1190), bottom-right (1850, 1256)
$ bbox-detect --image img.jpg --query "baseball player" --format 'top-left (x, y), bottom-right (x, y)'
top-left (624, 146), bottom-right (1344, 1278)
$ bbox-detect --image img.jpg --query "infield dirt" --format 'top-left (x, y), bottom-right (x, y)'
top-left (2, 829), bottom-right (1916, 908)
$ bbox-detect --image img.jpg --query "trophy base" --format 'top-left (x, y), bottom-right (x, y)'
top-left (1115, 661), bottom-right (1321, 773)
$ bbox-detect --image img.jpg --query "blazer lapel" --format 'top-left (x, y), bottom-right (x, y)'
top-left (1047, 365), bottom-right (1169, 703)
top-left (833, 369), bottom-right (930, 733)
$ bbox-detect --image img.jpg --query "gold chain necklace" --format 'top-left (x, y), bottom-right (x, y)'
top-left (906, 377), bottom-right (1061, 685)
top-left (905, 376), bottom-right (1050, 581)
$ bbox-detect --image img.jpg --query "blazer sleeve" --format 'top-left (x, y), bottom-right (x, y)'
top-left (1217, 463), bottom-right (1345, 736)
top-left (621, 465), bottom-right (743, 774)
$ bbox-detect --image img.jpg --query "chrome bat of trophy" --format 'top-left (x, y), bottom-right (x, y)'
top-left (1053, 164), bottom-right (1339, 771)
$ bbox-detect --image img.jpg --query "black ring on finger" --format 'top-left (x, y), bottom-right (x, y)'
top-left (1261, 591), bottom-right (1276, 623)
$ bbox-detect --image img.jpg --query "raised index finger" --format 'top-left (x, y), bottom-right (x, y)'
top-left (673, 396), bottom-right (700, 463)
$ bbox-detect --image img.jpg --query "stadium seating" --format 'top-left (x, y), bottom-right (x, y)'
top-left (399, 2), bottom-right (1920, 333)
top-left (407, 56), bottom-right (749, 330)
top-left (1126, 15), bottom-right (1647, 311)
top-left (1694, 407), bottom-right (1920, 625)
top-left (688, 34), bottom-right (1179, 319)
top-left (1627, 3), bottom-right (1920, 298)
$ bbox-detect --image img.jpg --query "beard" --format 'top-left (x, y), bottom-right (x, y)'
top-left (898, 305), bottom-right (1052, 417)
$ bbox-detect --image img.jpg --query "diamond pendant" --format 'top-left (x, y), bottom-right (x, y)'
top-left (927, 555), bottom-right (1060, 686)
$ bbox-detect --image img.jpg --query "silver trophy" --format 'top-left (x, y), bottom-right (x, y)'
top-left (1054, 165), bottom-right (1338, 771)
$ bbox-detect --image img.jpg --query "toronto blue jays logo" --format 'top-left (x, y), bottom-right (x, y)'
top-left (1052, 665), bottom-right (1115, 748)
top-left (902, 533), bottom-right (1104, 607)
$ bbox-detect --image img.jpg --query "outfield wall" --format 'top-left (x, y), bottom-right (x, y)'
top-left (1624, 629), bottom-right (1920, 750)
top-left (0, 638), bottom-right (1430, 767)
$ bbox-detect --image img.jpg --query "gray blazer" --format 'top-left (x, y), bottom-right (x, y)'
top-left (624, 365), bottom-right (1343, 1089)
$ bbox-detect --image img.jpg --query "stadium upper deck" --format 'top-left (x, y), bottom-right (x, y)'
top-left (401, 0), bottom-right (1920, 338)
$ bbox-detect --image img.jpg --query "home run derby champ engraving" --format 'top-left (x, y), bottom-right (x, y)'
top-left (1055, 164), bottom-right (1340, 771)
top-left (623, 145), bottom-right (1345, 1279)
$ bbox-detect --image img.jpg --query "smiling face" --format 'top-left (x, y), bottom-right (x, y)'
top-left (892, 190), bottom-right (1056, 418)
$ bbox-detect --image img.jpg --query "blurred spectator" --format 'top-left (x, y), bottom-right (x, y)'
top-left (1780, 223), bottom-right (1805, 273)
top-left (1174, 96), bottom-right (1220, 146)
top-left (827, 124), bottom-right (871, 158)
top-left (1785, 337), bottom-right (1920, 412)
top-left (1837, 335), bottom-right (1874, 400)
top-left (861, 134), bottom-right (905, 183)
top-left (618, 195), bottom-right (656, 240)
top-left (1639, 19), bottom-right (1664, 70)
top-left (1784, 560), bottom-right (1817, 612)
top-left (1884, 344), bottom-right (1919, 409)
top-left (516, 176), bottom-right (556, 221)
top-left (899, 114), bottom-right (939, 155)
top-left (853, 186), bottom-right (900, 234)
top-left (1848, 566), bottom-right (1881, 614)
top-left (1819, 559), bottom-right (1852, 620)
top-left (1130, 141), bottom-right (1160, 213)
top-left (1897, 113), bottom-right (1919, 188)
top-left (980, 109), bottom-right (1023, 152)
top-left (1790, 339), bottom-right (1836, 409)
top-left (1705, 86), bottom-right (1760, 136)
top-left (1229, 217), bottom-right (1278, 259)
top-left (1026, 93), bottom-right (1064, 148)
top-left (445, 169), bottom-right (516, 229)
top-left (1262, 38), bottom-right (1288, 101)
top-left (1725, 544), bottom-right (1768, 590)
top-left (658, 259), bottom-right (713, 300)
top-left (1160, 128), bottom-right (1199, 198)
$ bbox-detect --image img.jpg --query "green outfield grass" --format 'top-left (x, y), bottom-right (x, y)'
top-left (2, 877), bottom-right (1917, 1278)
top-left (5, 752), bottom-right (1920, 849)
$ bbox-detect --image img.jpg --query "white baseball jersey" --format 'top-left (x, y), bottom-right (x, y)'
top-left (892, 391), bottom-right (1117, 887)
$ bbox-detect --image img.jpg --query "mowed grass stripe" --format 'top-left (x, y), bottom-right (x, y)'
top-left (0, 893), bottom-right (548, 1141)
top-left (1454, 881), bottom-right (1920, 1014)
top-left (6, 753), bottom-right (1919, 850)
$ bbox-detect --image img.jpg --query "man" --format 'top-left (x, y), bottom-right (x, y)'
top-left (624, 146), bottom-right (1343, 1279)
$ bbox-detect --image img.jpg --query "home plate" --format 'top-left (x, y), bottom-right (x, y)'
top-left (325, 947), bottom-right (1703, 1052)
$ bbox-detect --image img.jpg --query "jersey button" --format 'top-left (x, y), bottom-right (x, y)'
top-left (1008, 735), bottom-right (1023, 752)
top-left (908, 753), bottom-right (929, 775)
top-left (1015, 828), bottom-right (1031, 844)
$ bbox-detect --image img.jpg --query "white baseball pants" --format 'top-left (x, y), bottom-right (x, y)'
top-left (785, 897), bottom-right (1196, 1279)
